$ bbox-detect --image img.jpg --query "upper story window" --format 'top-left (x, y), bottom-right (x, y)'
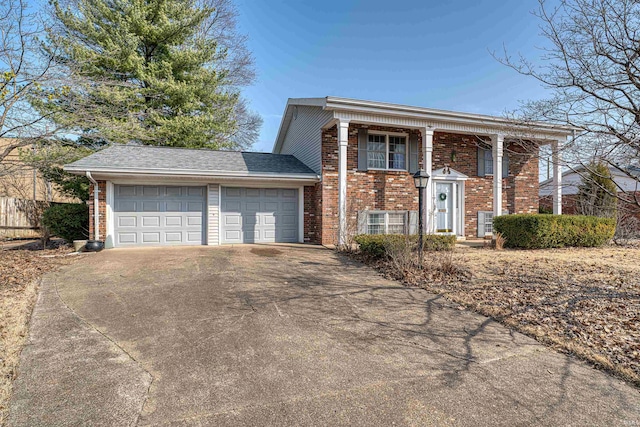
top-left (478, 146), bottom-right (509, 178)
top-left (366, 133), bottom-right (407, 170)
top-left (483, 148), bottom-right (494, 175)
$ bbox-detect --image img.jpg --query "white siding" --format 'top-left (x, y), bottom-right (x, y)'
top-left (540, 170), bottom-right (640, 196)
top-left (207, 184), bottom-right (220, 245)
top-left (279, 105), bottom-right (333, 174)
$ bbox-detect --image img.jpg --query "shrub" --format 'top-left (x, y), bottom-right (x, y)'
top-left (42, 203), bottom-right (89, 243)
top-left (493, 214), bottom-right (615, 249)
top-left (353, 234), bottom-right (456, 259)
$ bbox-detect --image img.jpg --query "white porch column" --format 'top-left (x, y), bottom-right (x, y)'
top-left (552, 139), bottom-right (563, 214)
top-left (492, 134), bottom-right (504, 218)
top-left (421, 128), bottom-right (434, 233)
top-left (337, 120), bottom-right (349, 245)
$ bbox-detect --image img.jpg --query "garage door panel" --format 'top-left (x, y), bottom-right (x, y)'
top-left (187, 216), bottom-right (202, 226)
top-left (281, 229), bottom-right (297, 240)
top-left (221, 187), bottom-right (298, 244)
top-left (245, 202), bottom-right (260, 212)
top-left (118, 233), bottom-right (137, 244)
top-left (142, 216), bottom-right (160, 227)
top-left (226, 187), bottom-right (241, 197)
top-left (165, 216), bottom-right (182, 227)
top-left (224, 201), bottom-right (241, 212)
top-left (142, 232), bottom-right (161, 243)
top-left (166, 201), bottom-right (181, 212)
top-left (118, 216), bottom-right (136, 227)
top-left (187, 202), bottom-right (203, 212)
top-left (143, 186), bottom-right (160, 197)
top-left (115, 201), bottom-right (137, 212)
top-left (118, 186), bottom-right (137, 197)
top-left (114, 185), bottom-right (205, 247)
top-left (281, 214), bottom-right (296, 225)
top-left (142, 201), bottom-right (160, 212)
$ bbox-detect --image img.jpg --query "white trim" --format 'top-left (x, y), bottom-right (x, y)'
top-left (337, 120), bottom-right (349, 245)
top-left (492, 134), bottom-right (504, 218)
top-left (552, 139), bottom-right (563, 214)
top-left (218, 185), bottom-right (222, 245)
top-left (64, 166), bottom-right (320, 182)
top-left (298, 186), bottom-right (304, 243)
top-left (105, 181), bottom-right (114, 249)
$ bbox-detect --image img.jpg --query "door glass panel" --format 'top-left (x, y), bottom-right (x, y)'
top-left (436, 183), bottom-right (453, 233)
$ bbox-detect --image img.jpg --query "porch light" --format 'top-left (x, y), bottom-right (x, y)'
top-left (413, 169), bottom-right (430, 189)
top-left (413, 169), bottom-right (430, 269)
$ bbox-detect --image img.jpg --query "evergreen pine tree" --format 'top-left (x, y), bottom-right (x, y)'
top-left (47, 0), bottom-right (251, 149)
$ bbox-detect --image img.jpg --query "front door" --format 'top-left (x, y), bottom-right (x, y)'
top-left (435, 182), bottom-right (454, 233)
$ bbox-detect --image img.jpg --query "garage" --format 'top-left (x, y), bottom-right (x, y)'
top-left (113, 185), bottom-right (206, 246)
top-left (221, 187), bottom-right (298, 244)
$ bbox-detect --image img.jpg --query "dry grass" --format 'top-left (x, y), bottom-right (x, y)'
top-left (0, 245), bottom-right (80, 424)
top-left (360, 244), bottom-right (640, 387)
top-left (448, 245), bottom-right (640, 386)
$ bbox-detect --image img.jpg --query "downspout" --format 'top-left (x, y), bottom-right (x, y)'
top-left (86, 172), bottom-right (100, 241)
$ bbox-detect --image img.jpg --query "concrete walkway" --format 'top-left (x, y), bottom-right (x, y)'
top-left (8, 245), bottom-right (640, 426)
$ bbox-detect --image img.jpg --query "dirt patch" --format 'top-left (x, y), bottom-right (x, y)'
top-left (250, 247), bottom-right (283, 257)
top-left (356, 245), bottom-right (640, 387)
top-left (0, 246), bottom-right (82, 424)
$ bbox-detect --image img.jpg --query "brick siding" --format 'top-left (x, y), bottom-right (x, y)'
top-left (316, 125), bottom-right (540, 244)
top-left (88, 180), bottom-right (107, 241)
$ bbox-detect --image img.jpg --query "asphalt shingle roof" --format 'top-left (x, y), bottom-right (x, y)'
top-left (65, 145), bottom-right (317, 176)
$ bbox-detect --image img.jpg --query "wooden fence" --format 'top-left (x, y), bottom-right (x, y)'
top-left (0, 196), bottom-right (42, 238)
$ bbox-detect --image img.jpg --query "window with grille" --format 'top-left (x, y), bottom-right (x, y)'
top-left (366, 211), bottom-right (407, 234)
top-left (366, 133), bottom-right (407, 170)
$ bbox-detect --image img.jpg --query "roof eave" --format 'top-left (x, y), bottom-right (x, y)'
top-left (324, 97), bottom-right (577, 136)
top-left (63, 165), bottom-right (320, 182)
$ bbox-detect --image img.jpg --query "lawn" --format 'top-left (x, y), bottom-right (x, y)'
top-left (364, 244), bottom-right (640, 387)
top-left (0, 242), bottom-right (81, 424)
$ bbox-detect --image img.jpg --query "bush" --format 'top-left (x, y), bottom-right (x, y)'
top-left (493, 214), bottom-right (615, 249)
top-left (42, 203), bottom-right (89, 243)
top-left (353, 234), bottom-right (457, 259)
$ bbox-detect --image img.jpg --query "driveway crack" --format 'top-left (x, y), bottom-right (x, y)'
top-left (52, 278), bottom-right (155, 427)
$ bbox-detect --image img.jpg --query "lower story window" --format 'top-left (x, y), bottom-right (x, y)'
top-left (367, 211), bottom-right (407, 234)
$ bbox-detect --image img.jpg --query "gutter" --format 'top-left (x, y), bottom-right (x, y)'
top-left (65, 166), bottom-right (320, 182)
top-left (86, 171), bottom-right (100, 241)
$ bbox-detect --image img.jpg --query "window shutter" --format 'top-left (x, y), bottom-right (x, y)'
top-left (477, 211), bottom-right (485, 237)
top-left (357, 211), bottom-right (368, 234)
top-left (409, 133), bottom-right (419, 173)
top-left (477, 147), bottom-right (486, 177)
top-left (409, 210), bottom-right (418, 235)
top-left (502, 153), bottom-right (509, 178)
top-left (358, 129), bottom-right (368, 171)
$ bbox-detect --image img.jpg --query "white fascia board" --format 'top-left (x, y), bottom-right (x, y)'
top-left (63, 166), bottom-right (320, 183)
top-left (324, 97), bottom-right (577, 137)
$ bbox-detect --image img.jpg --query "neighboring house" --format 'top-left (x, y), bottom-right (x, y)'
top-left (64, 97), bottom-right (573, 248)
top-left (540, 166), bottom-right (640, 219)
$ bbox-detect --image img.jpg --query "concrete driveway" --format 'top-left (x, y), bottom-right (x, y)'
top-left (9, 245), bottom-right (640, 426)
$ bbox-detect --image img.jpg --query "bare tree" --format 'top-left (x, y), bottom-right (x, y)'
top-left (497, 0), bottom-right (640, 207)
top-left (0, 0), bottom-right (60, 163)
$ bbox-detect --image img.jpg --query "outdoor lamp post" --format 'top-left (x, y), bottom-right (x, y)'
top-left (413, 169), bottom-right (430, 268)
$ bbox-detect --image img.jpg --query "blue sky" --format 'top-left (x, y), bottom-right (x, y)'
top-left (234, 0), bottom-right (555, 153)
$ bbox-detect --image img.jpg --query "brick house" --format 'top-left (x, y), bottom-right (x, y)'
top-left (64, 97), bottom-right (572, 248)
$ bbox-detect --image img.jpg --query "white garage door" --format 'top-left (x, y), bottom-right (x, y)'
top-left (113, 185), bottom-right (205, 246)
top-left (221, 187), bottom-right (298, 244)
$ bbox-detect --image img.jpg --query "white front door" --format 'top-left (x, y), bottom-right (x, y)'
top-left (435, 182), bottom-right (454, 233)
